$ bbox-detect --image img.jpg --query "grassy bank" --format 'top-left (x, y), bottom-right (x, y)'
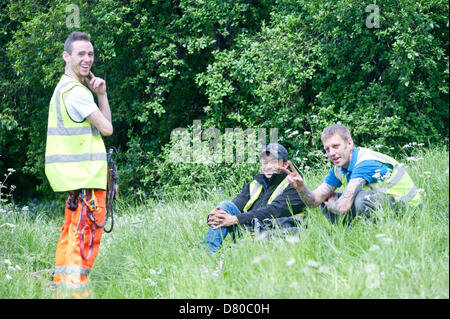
top-left (0, 146), bottom-right (448, 298)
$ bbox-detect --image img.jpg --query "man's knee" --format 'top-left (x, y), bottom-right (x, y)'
top-left (218, 201), bottom-right (239, 215)
top-left (354, 190), bottom-right (379, 215)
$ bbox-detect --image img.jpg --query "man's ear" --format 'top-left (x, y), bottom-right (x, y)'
top-left (62, 51), bottom-right (70, 63)
top-left (347, 137), bottom-right (354, 148)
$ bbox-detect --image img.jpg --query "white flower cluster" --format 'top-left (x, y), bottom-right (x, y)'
top-left (3, 258), bottom-right (23, 281)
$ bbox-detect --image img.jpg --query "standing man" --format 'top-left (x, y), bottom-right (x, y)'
top-left (203, 143), bottom-right (306, 253)
top-left (281, 124), bottom-right (422, 225)
top-left (45, 31), bottom-right (113, 298)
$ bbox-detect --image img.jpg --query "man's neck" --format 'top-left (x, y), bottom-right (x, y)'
top-left (64, 70), bottom-right (83, 84)
top-left (342, 146), bottom-right (355, 170)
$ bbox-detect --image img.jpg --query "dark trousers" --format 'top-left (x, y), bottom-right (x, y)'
top-left (320, 190), bottom-right (400, 225)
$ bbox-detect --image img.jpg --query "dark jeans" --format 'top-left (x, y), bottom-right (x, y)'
top-left (202, 201), bottom-right (303, 253)
top-left (320, 190), bottom-right (401, 225)
top-left (202, 201), bottom-right (241, 254)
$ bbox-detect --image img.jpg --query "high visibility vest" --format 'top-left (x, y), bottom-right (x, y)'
top-left (243, 176), bottom-right (291, 212)
top-left (45, 75), bottom-right (107, 192)
top-left (333, 147), bottom-right (422, 208)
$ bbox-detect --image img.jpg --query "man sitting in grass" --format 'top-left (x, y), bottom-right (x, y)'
top-left (203, 143), bottom-right (306, 253)
top-left (281, 124), bottom-right (423, 225)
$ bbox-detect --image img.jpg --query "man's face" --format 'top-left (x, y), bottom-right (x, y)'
top-left (322, 133), bottom-right (354, 169)
top-left (63, 40), bottom-right (94, 80)
top-left (260, 153), bottom-right (287, 179)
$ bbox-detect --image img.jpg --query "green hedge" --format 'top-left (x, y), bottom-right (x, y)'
top-left (0, 0), bottom-right (448, 201)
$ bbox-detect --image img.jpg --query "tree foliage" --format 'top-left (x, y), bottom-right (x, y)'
top-left (0, 0), bottom-right (448, 200)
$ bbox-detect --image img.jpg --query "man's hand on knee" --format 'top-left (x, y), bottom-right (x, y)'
top-left (208, 210), bottom-right (238, 229)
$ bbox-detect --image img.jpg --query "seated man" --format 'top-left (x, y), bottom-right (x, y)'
top-left (203, 143), bottom-right (306, 253)
top-left (281, 124), bottom-right (423, 225)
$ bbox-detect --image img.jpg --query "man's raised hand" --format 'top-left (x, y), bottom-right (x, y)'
top-left (280, 161), bottom-right (305, 191)
top-left (85, 71), bottom-right (106, 95)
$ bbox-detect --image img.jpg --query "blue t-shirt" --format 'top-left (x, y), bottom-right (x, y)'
top-left (324, 147), bottom-right (393, 188)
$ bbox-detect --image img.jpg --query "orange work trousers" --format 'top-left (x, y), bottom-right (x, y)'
top-left (54, 189), bottom-right (106, 298)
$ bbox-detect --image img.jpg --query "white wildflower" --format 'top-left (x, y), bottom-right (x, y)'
top-left (406, 157), bottom-right (423, 162)
top-left (148, 269), bottom-right (162, 275)
top-left (423, 171), bottom-right (432, 175)
top-left (372, 171), bottom-right (381, 181)
top-left (4, 259), bottom-right (12, 265)
top-left (369, 245), bottom-right (381, 252)
top-left (6, 274), bottom-right (12, 280)
top-left (395, 264), bottom-right (404, 270)
top-left (285, 235), bottom-right (300, 244)
top-left (15, 265), bottom-right (22, 271)
top-left (365, 263), bottom-right (380, 289)
top-left (251, 255), bottom-right (267, 264)
top-left (21, 206), bottom-right (29, 212)
top-left (286, 258), bottom-right (296, 267)
top-left (8, 266), bottom-right (15, 271)
top-left (7, 168), bottom-right (15, 173)
top-left (287, 130), bottom-right (299, 138)
top-left (318, 266), bottom-right (330, 274)
top-left (301, 267), bottom-right (313, 276)
top-left (303, 131), bottom-right (311, 135)
top-left (0, 223), bottom-right (16, 228)
top-left (306, 260), bottom-right (320, 268)
top-left (382, 169), bottom-right (392, 180)
top-left (289, 281), bottom-right (299, 288)
top-left (145, 278), bottom-right (157, 287)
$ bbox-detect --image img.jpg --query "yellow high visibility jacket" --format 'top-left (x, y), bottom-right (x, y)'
top-left (45, 74), bottom-right (107, 192)
top-left (333, 147), bottom-right (422, 208)
top-left (243, 176), bottom-right (290, 212)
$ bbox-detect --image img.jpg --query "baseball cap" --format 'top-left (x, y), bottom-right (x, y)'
top-left (261, 143), bottom-right (288, 161)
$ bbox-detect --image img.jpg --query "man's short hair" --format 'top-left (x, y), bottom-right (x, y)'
top-left (321, 124), bottom-right (352, 142)
top-left (64, 31), bottom-right (91, 54)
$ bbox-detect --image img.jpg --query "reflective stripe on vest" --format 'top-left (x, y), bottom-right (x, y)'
top-left (45, 75), bottom-right (107, 192)
top-left (54, 265), bottom-right (90, 276)
top-left (333, 147), bottom-right (422, 207)
top-left (243, 176), bottom-right (291, 211)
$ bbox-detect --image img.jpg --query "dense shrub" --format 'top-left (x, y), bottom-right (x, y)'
top-left (0, 0), bottom-right (448, 201)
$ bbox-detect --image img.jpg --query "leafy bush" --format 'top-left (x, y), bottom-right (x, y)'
top-left (0, 0), bottom-right (448, 201)
top-left (197, 0), bottom-right (449, 160)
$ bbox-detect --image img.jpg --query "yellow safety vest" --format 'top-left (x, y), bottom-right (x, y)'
top-left (243, 176), bottom-right (291, 212)
top-left (45, 75), bottom-right (107, 192)
top-left (333, 147), bottom-right (422, 208)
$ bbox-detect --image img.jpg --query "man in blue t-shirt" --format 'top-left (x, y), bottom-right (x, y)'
top-left (281, 124), bottom-right (419, 224)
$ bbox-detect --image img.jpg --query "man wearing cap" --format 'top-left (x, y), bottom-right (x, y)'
top-left (202, 143), bottom-right (306, 253)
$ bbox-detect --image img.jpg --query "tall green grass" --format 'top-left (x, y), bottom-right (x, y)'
top-left (0, 146), bottom-right (448, 298)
